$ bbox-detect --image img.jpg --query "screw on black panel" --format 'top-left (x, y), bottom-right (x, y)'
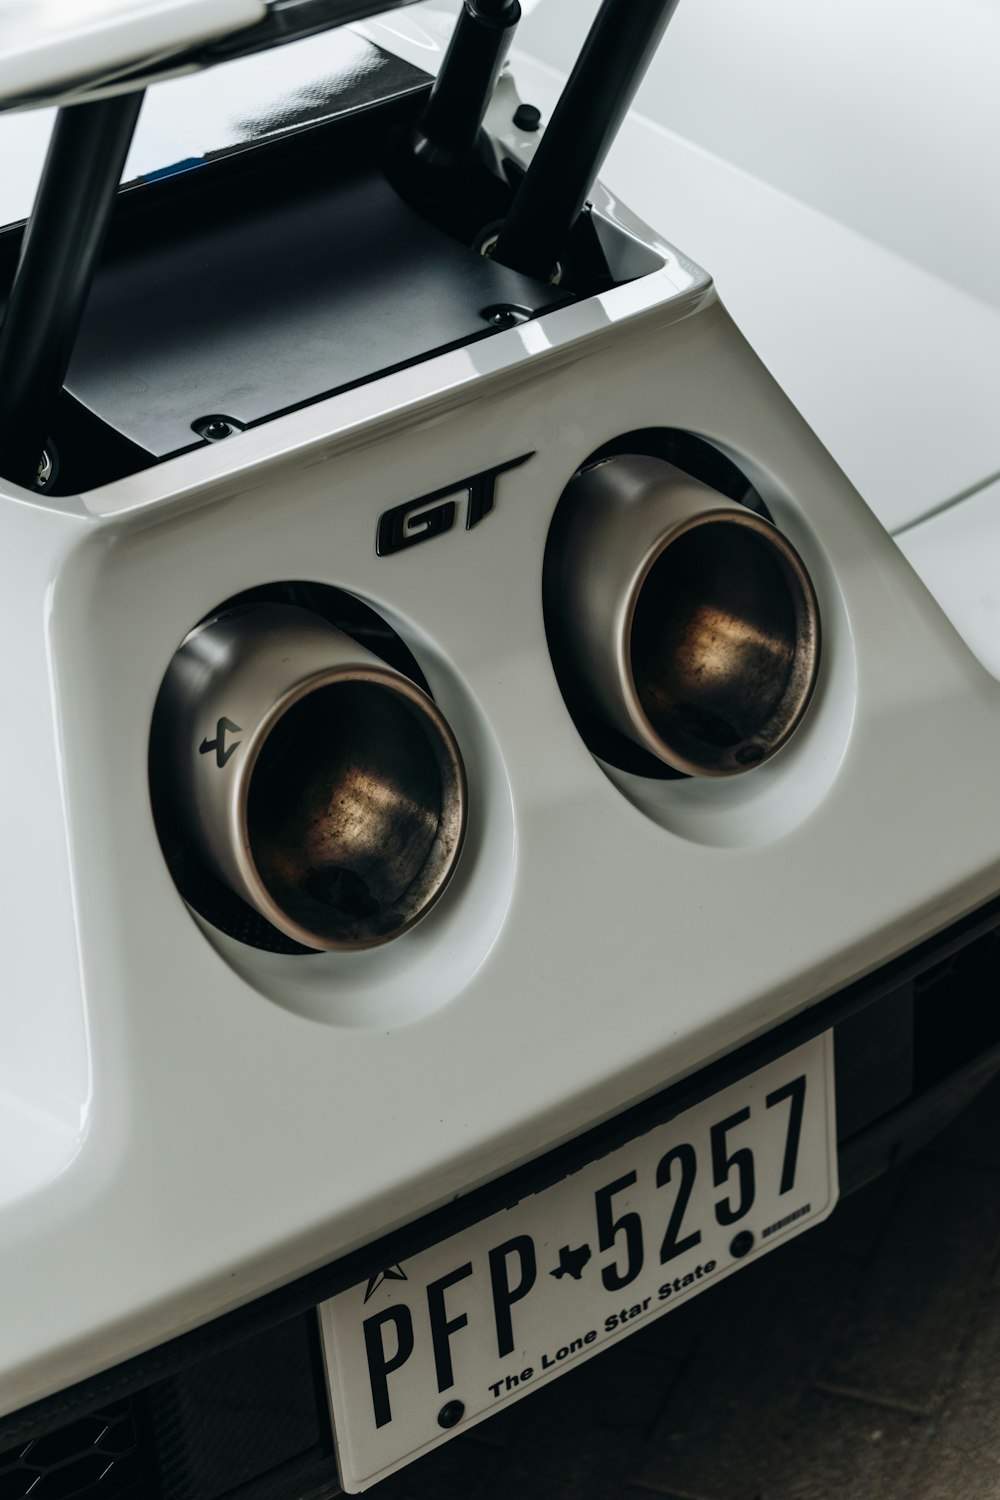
top-left (480, 303), bottom-right (532, 329)
top-left (513, 103), bottom-right (542, 132)
top-left (193, 415), bottom-right (243, 442)
top-left (730, 1230), bottom-right (755, 1259)
top-left (437, 1401), bottom-right (465, 1429)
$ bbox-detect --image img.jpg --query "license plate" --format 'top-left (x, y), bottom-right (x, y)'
top-left (319, 1032), bottom-right (837, 1492)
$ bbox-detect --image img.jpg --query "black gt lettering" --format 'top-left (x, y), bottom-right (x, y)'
top-left (363, 1305), bottom-right (414, 1429)
top-left (489, 1234), bottom-right (537, 1357)
top-left (376, 493), bottom-right (456, 555)
top-left (427, 1262), bottom-right (474, 1393)
top-left (376, 453), bottom-right (533, 555)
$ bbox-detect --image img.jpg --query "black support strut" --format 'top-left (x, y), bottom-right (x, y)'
top-left (492, 0), bottom-right (681, 282)
top-left (418, 0), bottom-right (520, 161)
top-left (387, 0), bottom-right (520, 209)
top-left (0, 91), bottom-right (144, 490)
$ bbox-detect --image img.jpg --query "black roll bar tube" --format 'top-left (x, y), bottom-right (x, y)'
top-left (0, 91), bottom-right (144, 490)
top-left (492, 0), bottom-right (682, 282)
top-left (417, 0), bottom-right (521, 163)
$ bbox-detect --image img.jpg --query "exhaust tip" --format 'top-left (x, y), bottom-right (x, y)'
top-left (545, 454), bottom-right (821, 777)
top-left (246, 673), bottom-right (466, 949)
top-left (629, 508), bottom-right (819, 776)
top-left (152, 603), bottom-right (467, 951)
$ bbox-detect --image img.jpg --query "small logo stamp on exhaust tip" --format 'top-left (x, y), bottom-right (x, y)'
top-left (199, 717), bottom-right (242, 767)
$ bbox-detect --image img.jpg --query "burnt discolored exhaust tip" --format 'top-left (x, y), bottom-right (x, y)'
top-left (544, 455), bottom-right (821, 777)
top-left (151, 603), bottom-right (467, 950)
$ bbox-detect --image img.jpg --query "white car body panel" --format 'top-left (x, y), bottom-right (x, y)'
top-left (898, 477), bottom-right (1000, 685)
top-left (512, 46), bottom-right (1000, 539)
top-left (1, 251), bottom-right (999, 1415)
top-left (0, 0), bottom-right (996, 1440)
top-left (0, 0), bottom-right (263, 108)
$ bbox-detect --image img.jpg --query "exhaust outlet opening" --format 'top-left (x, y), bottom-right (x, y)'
top-left (629, 516), bottom-right (816, 777)
top-left (150, 594), bottom-right (468, 954)
top-left (247, 677), bottom-right (464, 949)
top-left (543, 448), bottom-right (821, 780)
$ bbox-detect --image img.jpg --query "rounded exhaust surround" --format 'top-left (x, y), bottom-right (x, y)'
top-left (151, 599), bottom-right (467, 952)
top-left (544, 452), bottom-right (821, 777)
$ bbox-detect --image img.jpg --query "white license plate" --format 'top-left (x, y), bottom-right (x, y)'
top-left (319, 1033), bottom-right (838, 1492)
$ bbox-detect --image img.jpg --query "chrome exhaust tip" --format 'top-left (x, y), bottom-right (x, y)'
top-left (545, 455), bottom-right (821, 776)
top-left (152, 603), bottom-right (467, 950)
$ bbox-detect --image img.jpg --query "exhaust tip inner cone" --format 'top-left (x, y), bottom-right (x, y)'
top-left (246, 675), bottom-right (466, 950)
top-left (628, 514), bottom-right (819, 776)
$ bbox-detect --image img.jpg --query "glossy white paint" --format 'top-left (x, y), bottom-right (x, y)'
top-left (0, 246), bottom-right (998, 1416)
top-left (0, 0), bottom-right (263, 109)
top-left (897, 479), bottom-right (1000, 686)
top-left (503, 46), bottom-right (1000, 539)
top-left (0, 499), bottom-right (92, 1211)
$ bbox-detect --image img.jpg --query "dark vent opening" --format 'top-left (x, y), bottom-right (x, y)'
top-left (913, 926), bottom-right (1000, 1090)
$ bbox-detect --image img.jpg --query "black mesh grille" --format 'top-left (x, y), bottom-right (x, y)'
top-left (0, 1401), bottom-right (144, 1500)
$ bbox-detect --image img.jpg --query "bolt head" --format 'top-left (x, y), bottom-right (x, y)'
top-left (730, 1230), bottom-right (755, 1259)
top-left (437, 1401), bottom-right (465, 1429)
top-left (481, 303), bottom-right (531, 329)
